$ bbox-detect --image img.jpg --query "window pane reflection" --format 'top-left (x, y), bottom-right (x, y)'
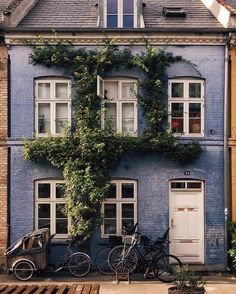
top-left (107, 15), bottom-right (118, 27)
top-left (122, 183), bottom-right (134, 198)
top-left (108, 183), bottom-right (117, 199)
top-left (56, 184), bottom-right (65, 198)
top-left (105, 103), bottom-right (117, 132)
top-left (55, 83), bottom-right (68, 98)
top-left (104, 204), bottom-right (116, 218)
top-left (38, 83), bottom-right (50, 99)
top-left (171, 83), bottom-right (184, 98)
top-left (38, 103), bottom-right (50, 133)
top-left (171, 103), bottom-right (183, 133)
top-left (171, 182), bottom-right (185, 189)
top-left (123, 0), bottom-right (134, 13)
top-left (107, 0), bottom-right (117, 13)
top-left (189, 103), bottom-right (201, 133)
top-left (56, 103), bottom-right (68, 133)
top-left (123, 15), bottom-right (133, 28)
top-left (38, 204), bottom-right (50, 218)
top-left (38, 183), bottom-right (50, 198)
top-left (189, 83), bottom-right (201, 98)
top-left (122, 103), bottom-right (134, 134)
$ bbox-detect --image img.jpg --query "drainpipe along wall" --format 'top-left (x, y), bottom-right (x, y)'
top-left (224, 34), bottom-right (230, 270)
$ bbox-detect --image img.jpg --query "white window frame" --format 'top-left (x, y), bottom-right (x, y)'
top-left (168, 79), bottom-right (204, 137)
top-left (35, 78), bottom-right (71, 137)
top-left (101, 179), bottom-right (137, 238)
top-left (35, 179), bottom-right (69, 238)
top-left (97, 76), bottom-right (105, 99)
top-left (100, 77), bottom-right (138, 136)
top-left (104, 0), bottom-right (138, 28)
top-left (170, 180), bottom-right (203, 191)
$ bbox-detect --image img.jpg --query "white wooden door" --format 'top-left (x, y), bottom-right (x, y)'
top-left (169, 181), bottom-right (204, 264)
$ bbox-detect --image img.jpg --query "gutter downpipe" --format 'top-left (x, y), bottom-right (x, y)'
top-left (224, 32), bottom-right (231, 271)
top-left (6, 51), bottom-right (11, 249)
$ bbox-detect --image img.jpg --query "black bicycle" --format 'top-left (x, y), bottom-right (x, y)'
top-left (108, 228), bottom-right (182, 282)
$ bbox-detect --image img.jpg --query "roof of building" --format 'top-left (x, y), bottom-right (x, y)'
top-left (15, 0), bottom-right (223, 29)
top-left (18, 0), bottom-right (98, 28)
top-left (144, 0), bottom-right (223, 28)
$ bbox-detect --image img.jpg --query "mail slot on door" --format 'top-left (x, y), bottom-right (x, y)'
top-left (180, 239), bottom-right (193, 243)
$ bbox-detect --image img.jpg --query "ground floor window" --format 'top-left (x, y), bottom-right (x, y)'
top-left (101, 179), bottom-right (137, 237)
top-left (35, 179), bottom-right (68, 237)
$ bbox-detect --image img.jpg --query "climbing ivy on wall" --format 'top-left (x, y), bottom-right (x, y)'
top-left (23, 40), bottom-right (202, 241)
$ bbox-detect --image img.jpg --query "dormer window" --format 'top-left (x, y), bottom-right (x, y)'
top-left (104, 0), bottom-right (137, 28)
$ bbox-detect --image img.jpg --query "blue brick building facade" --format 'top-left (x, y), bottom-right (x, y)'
top-left (8, 43), bottom-right (226, 270)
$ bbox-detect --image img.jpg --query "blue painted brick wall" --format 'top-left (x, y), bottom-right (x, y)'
top-left (9, 44), bottom-right (225, 269)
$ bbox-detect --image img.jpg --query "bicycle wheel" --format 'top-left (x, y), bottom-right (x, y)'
top-left (154, 254), bottom-right (182, 283)
top-left (95, 247), bottom-right (113, 275)
top-left (67, 252), bottom-right (91, 277)
top-left (142, 247), bottom-right (159, 278)
top-left (13, 260), bottom-right (34, 281)
top-left (108, 244), bottom-right (138, 273)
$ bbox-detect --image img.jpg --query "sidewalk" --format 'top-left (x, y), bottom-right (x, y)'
top-left (0, 272), bottom-right (236, 294)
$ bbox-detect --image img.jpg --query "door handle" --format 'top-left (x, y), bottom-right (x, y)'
top-left (171, 219), bottom-right (174, 228)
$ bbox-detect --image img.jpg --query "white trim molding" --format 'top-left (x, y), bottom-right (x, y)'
top-left (4, 32), bottom-right (227, 46)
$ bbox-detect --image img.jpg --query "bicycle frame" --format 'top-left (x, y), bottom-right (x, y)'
top-left (53, 243), bottom-right (74, 272)
top-left (121, 233), bottom-right (168, 277)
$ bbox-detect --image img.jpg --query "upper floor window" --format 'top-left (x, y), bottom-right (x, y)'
top-left (35, 180), bottom-right (68, 238)
top-left (35, 78), bottom-right (71, 136)
top-left (101, 179), bottom-right (137, 237)
top-left (168, 79), bottom-right (204, 137)
top-left (104, 0), bottom-right (137, 28)
top-left (98, 77), bottom-right (138, 136)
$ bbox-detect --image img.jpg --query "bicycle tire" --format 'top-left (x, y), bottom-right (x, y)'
top-left (141, 247), bottom-right (160, 278)
top-left (108, 244), bottom-right (138, 273)
top-left (67, 252), bottom-right (91, 277)
top-left (13, 260), bottom-right (34, 281)
top-left (154, 254), bottom-right (182, 283)
top-left (95, 247), bottom-right (113, 275)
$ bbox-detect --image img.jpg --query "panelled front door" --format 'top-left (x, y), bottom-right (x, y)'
top-left (169, 181), bottom-right (204, 264)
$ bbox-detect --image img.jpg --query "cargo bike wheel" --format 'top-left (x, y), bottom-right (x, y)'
top-left (13, 260), bottom-right (35, 281)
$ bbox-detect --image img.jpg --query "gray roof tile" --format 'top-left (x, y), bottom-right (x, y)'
top-left (18, 0), bottom-right (98, 28)
top-left (143, 0), bottom-right (223, 28)
top-left (17, 0), bottom-right (223, 29)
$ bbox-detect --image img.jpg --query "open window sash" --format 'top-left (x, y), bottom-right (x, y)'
top-left (97, 75), bottom-right (105, 99)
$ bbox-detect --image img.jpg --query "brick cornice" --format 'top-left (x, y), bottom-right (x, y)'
top-left (4, 32), bottom-right (227, 46)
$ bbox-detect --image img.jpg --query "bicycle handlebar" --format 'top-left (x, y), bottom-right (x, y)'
top-left (122, 222), bottom-right (138, 235)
